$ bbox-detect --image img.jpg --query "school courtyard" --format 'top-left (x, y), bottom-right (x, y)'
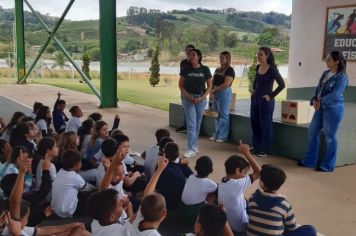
top-left (0, 84), bottom-right (355, 236)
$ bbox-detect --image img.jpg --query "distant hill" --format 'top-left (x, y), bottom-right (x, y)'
top-left (0, 6), bottom-right (291, 63)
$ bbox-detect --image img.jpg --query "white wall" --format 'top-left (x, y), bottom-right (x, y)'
top-left (288, 0), bottom-right (356, 88)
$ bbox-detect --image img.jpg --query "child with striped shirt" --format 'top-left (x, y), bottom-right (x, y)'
top-left (247, 165), bottom-right (317, 236)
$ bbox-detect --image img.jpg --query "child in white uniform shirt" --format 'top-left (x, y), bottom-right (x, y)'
top-left (217, 142), bottom-right (261, 234)
top-left (143, 128), bottom-right (170, 180)
top-left (131, 156), bottom-right (169, 236)
top-left (51, 150), bottom-right (96, 218)
top-left (88, 146), bottom-right (134, 236)
top-left (65, 106), bottom-right (83, 133)
top-left (35, 137), bottom-right (58, 188)
top-left (182, 156), bottom-right (217, 205)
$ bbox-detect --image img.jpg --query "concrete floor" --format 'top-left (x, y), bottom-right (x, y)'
top-left (0, 84), bottom-right (355, 236)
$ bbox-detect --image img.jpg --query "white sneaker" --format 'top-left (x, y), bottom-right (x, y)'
top-left (209, 136), bottom-right (216, 141)
top-left (216, 139), bottom-right (225, 143)
top-left (183, 150), bottom-right (196, 158)
top-left (194, 148), bottom-right (199, 154)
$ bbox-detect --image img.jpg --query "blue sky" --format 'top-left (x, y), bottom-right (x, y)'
top-left (0, 0), bottom-right (292, 21)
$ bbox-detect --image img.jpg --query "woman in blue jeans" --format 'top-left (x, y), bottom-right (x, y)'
top-left (179, 49), bottom-right (212, 158)
top-left (299, 51), bottom-right (348, 172)
top-left (209, 51), bottom-right (235, 143)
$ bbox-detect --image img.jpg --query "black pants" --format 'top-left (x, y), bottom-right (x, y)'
top-left (250, 96), bottom-right (275, 153)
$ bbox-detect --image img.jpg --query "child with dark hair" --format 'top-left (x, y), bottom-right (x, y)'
top-left (51, 150), bottom-right (96, 218)
top-left (85, 120), bottom-right (108, 168)
top-left (156, 142), bottom-right (193, 210)
top-left (182, 156), bottom-right (217, 205)
top-left (218, 142), bottom-right (261, 234)
top-left (88, 188), bottom-right (131, 236)
top-left (29, 102), bottom-right (43, 120)
top-left (247, 165), bottom-right (317, 236)
top-left (9, 123), bottom-right (35, 157)
top-left (52, 93), bottom-right (68, 134)
top-left (143, 128), bottom-right (170, 179)
top-left (35, 106), bottom-right (51, 137)
top-left (185, 204), bottom-right (234, 236)
top-left (88, 113), bottom-right (120, 135)
top-left (112, 134), bottom-right (146, 196)
top-left (130, 156), bottom-right (169, 236)
top-left (1, 154), bottom-right (52, 226)
top-left (65, 106), bottom-right (83, 133)
top-left (5, 151), bottom-right (90, 236)
top-left (0, 146), bottom-right (33, 199)
top-left (78, 119), bottom-right (94, 159)
top-left (0, 112), bottom-right (25, 142)
top-left (88, 112), bottom-right (102, 122)
top-left (35, 137), bottom-right (58, 188)
top-left (96, 138), bottom-right (126, 188)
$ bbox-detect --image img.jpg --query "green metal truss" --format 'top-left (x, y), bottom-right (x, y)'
top-left (14, 0), bottom-right (118, 108)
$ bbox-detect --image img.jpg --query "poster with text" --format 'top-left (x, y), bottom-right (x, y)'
top-left (324, 5), bottom-right (356, 60)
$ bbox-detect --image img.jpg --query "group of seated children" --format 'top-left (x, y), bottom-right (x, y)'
top-left (0, 95), bottom-right (317, 236)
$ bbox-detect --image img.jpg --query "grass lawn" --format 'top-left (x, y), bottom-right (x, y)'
top-left (0, 75), bottom-right (286, 111)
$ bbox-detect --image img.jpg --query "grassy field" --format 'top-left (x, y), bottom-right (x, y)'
top-left (0, 72), bottom-right (286, 111)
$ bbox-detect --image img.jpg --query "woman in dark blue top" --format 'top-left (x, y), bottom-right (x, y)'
top-left (250, 47), bottom-right (285, 157)
top-left (299, 51), bottom-right (348, 172)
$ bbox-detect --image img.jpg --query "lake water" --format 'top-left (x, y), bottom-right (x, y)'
top-left (0, 59), bottom-right (289, 78)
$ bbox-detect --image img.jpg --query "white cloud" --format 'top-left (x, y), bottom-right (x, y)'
top-left (1, 0), bottom-right (292, 21)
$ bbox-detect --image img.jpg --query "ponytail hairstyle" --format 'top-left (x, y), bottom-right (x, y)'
top-left (259, 47), bottom-right (276, 67)
top-left (329, 51), bottom-right (347, 73)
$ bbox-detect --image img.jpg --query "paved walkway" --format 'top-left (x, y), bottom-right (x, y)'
top-left (0, 84), bottom-right (355, 235)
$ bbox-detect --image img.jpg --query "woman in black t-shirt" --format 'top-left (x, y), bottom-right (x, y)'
top-left (250, 47), bottom-right (285, 157)
top-left (209, 51), bottom-right (235, 143)
top-left (179, 49), bottom-right (212, 158)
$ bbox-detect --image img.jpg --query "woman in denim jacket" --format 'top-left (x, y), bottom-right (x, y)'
top-left (299, 51), bottom-right (348, 172)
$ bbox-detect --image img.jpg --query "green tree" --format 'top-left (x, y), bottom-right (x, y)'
top-left (224, 33), bottom-right (238, 48)
top-left (53, 51), bottom-right (65, 69)
top-left (257, 31), bottom-right (273, 46)
top-left (81, 52), bottom-right (91, 80)
top-left (88, 47), bottom-right (101, 61)
top-left (125, 40), bottom-right (141, 52)
top-left (149, 42), bottom-right (160, 87)
top-left (248, 57), bottom-right (257, 94)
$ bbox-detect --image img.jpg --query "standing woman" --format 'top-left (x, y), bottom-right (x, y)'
top-left (179, 49), bottom-right (212, 158)
top-left (250, 47), bottom-right (285, 157)
top-left (209, 51), bottom-right (235, 143)
top-left (299, 51), bottom-right (348, 172)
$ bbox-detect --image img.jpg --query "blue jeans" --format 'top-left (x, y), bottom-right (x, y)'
top-left (302, 104), bottom-right (344, 171)
top-left (182, 96), bottom-right (207, 151)
top-left (250, 96), bottom-right (275, 153)
top-left (285, 225), bottom-right (317, 236)
top-left (212, 87), bottom-right (232, 141)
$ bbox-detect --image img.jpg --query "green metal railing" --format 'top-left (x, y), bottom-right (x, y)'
top-left (14, 0), bottom-right (118, 107)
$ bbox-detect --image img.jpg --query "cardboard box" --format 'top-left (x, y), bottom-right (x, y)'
top-left (281, 100), bottom-right (314, 124)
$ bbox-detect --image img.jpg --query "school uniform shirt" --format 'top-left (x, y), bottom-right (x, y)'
top-left (180, 64), bottom-right (212, 95)
top-left (3, 226), bottom-right (35, 236)
top-left (52, 109), bottom-right (67, 134)
top-left (181, 175), bottom-right (218, 205)
top-left (65, 117), bottom-right (82, 133)
top-left (0, 163), bottom-right (33, 199)
top-left (130, 207), bottom-right (161, 236)
top-left (36, 119), bottom-right (48, 134)
top-left (213, 66), bottom-right (235, 87)
top-left (51, 169), bottom-right (86, 218)
top-left (144, 144), bottom-right (160, 180)
top-left (29, 112), bottom-right (37, 120)
top-left (36, 160), bottom-right (56, 188)
top-left (91, 219), bottom-right (131, 236)
top-left (96, 161), bottom-right (128, 188)
top-left (80, 134), bottom-right (91, 159)
top-left (218, 175), bottom-right (253, 232)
